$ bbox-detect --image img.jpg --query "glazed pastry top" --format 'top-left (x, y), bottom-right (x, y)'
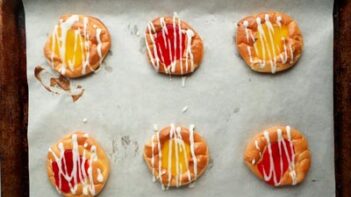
top-left (236, 12), bottom-right (303, 73)
top-left (144, 124), bottom-right (209, 189)
top-left (244, 126), bottom-right (311, 187)
top-left (44, 15), bottom-right (111, 78)
top-left (47, 132), bottom-right (109, 196)
top-left (145, 13), bottom-right (203, 75)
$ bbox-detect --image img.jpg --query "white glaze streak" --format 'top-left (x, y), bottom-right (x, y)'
top-left (97, 168), bottom-right (104, 183)
top-left (96, 28), bottom-right (103, 66)
top-left (189, 124), bottom-right (197, 180)
top-left (155, 130), bottom-right (164, 190)
top-left (286, 126), bottom-right (297, 185)
top-left (166, 124), bottom-right (175, 188)
top-left (151, 134), bottom-right (156, 182)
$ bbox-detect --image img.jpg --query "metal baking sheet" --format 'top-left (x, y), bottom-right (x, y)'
top-left (24, 0), bottom-right (334, 196)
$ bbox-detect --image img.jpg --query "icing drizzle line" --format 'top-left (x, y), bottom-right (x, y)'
top-left (243, 14), bottom-right (294, 73)
top-left (50, 15), bottom-right (104, 75)
top-left (145, 12), bottom-right (195, 75)
top-left (151, 124), bottom-right (198, 189)
top-left (255, 126), bottom-right (297, 186)
top-left (48, 133), bottom-right (104, 195)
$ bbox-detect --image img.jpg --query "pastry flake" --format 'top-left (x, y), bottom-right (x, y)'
top-left (47, 131), bottom-right (110, 196)
top-left (143, 124), bottom-right (209, 189)
top-left (244, 126), bottom-right (311, 187)
top-left (236, 11), bottom-right (303, 73)
top-left (145, 13), bottom-right (204, 75)
top-left (44, 15), bottom-right (111, 78)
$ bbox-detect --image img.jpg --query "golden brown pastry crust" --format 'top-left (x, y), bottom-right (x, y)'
top-left (44, 15), bottom-right (111, 78)
top-left (47, 131), bottom-right (110, 197)
top-left (145, 16), bottom-right (204, 75)
top-left (236, 11), bottom-right (303, 73)
top-left (143, 125), bottom-right (209, 187)
top-left (244, 126), bottom-right (311, 187)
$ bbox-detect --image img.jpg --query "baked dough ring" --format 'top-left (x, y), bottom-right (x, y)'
top-left (145, 14), bottom-right (204, 75)
top-left (44, 15), bottom-right (111, 78)
top-left (47, 131), bottom-right (110, 196)
top-left (143, 125), bottom-right (209, 188)
top-left (244, 126), bottom-right (311, 187)
top-left (236, 11), bottom-right (303, 73)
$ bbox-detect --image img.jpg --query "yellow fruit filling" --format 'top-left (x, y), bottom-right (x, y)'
top-left (162, 138), bottom-right (191, 176)
top-left (254, 24), bottom-right (288, 60)
top-left (50, 27), bottom-right (85, 69)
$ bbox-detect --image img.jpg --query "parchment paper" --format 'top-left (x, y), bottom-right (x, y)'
top-left (24, 0), bottom-right (334, 196)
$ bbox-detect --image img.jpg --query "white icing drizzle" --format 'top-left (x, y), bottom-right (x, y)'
top-left (243, 20), bottom-right (250, 42)
top-left (50, 25), bottom-right (59, 66)
top-left (166, 124), bottom-right (175, 188)
top-left (177, 13), bottom-right (184, 74)
top-left (260, 126), bottom-right (297, 186)
top-left (151, 124), bottom-right (197, 189)
top-left (264, 14), bottom-right (278, 73)
top-left (255, 140), bottom-right (260, 150)
top-left (242, 15), bottom-right (294, 73)
top-left (247, 46), bottom-right (253, 63)
top-left (151, 135), bottom-right (156, 182)
top-left (254, 140), bottom-right (261, 157)
top-left (48, 134), bottom-right (101, 195)
top-left (189, 124), bottom-right (198, 180)
top-left (50, 15), bottom-right (104, 75)
top-left (288, 44), bottom-right (294, 64)
top-left (176, 126), bottom-right (189, 187)
top-left (145, 12), bottom-right (195, 74)
top-left (96, 28), bottom-right (103, 66)
top-left (97, 168), bottom-right (104, 183)
top-left (155, 128), bottom-right (164, 190)
top-left (276, 16), bottom-right (282, 27)
top-left (145, 22), bottom-right (159, 70)
top-left (185, 30), bottom-right (195, 73)
top-left (82, 17), bottom-right (90, 75)
top-left (280, 38), bottom-right (288, 64)
top-left (286, 126), bottom-right (297, 185)
top-left (151, 125), bottom-right (157, 182)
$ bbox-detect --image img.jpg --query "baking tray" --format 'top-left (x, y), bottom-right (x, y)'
top-left (0, 0), bottom-right (28, 196)
top-left (0, 0), bottom-right (350, 196)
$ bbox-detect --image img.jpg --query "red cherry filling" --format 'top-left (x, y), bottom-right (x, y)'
top-left (257, 139), bottom-right (294, 186)
top-left (52, 149), bottom-right (89, 193)
top-left (154, 24), bottom-right (186, 67)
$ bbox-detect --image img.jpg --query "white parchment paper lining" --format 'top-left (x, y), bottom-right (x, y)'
top-left (24, 0), bottom-right (334, 196)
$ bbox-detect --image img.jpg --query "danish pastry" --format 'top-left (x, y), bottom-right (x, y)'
top-left (143, 124), bottom-right (209, 189)
top-left (145, 13), bottom-right (204, 75)
top-left (44, 15), bottom-right (111, 78)
top-left (244, 126), bottom-right (311, 187)
top-left (47, 131), bottom-right (110, 196)
top-left (236, 11), bottom-right (303, 73)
